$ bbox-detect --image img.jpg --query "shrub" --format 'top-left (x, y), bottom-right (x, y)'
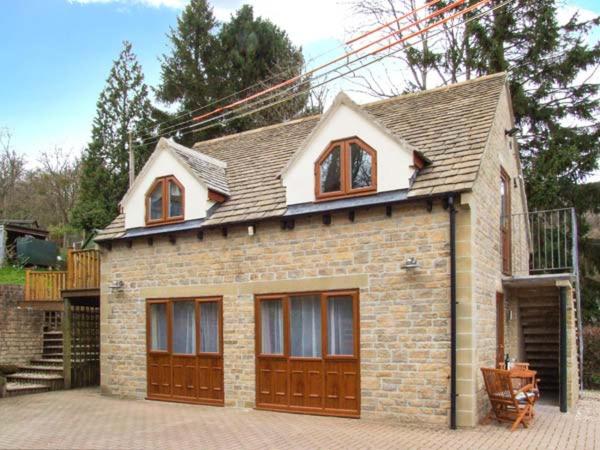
top-left (0, 364), bottom-right (19, 376)
top-left (583, 326), bottom-right (600, 389)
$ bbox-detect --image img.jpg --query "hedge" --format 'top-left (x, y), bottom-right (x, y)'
top-left (583, 326), bottom-right (600, 390)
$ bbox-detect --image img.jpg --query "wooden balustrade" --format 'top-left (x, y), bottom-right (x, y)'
top-left (67, 249), bottom-right (100, 290)
top-left (24, 249), bottom-right (100, 302)
top-left (24, 270), bottom-right (67, 302)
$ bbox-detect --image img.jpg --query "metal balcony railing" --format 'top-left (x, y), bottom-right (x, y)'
top-left (511, 208), bottom-right (578, 276)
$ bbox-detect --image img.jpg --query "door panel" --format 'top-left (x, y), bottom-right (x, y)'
top-left (255, 291), bottom-right (360, 417)
top-left (146, 298), bottom-right (224, 406)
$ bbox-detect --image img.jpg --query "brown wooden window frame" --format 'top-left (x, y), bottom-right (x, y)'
top-left (500, 168), bottom-right (512, 275)
top-left (315, 137), bottom-right (377, 201)
top-left (145, 175), bottom-right (185, 226)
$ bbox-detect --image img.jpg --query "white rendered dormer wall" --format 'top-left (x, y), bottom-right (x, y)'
top-left (122, 149), bottom-right (215, 229)
top-left (281, 101), bottom-right (416, 206)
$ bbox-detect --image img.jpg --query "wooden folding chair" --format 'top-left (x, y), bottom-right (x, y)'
top-left (481, 367), bottom-right (535, 431)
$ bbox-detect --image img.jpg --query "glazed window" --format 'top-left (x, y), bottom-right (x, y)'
top-left (500, 168), bottom-right (511, 275)
top-left (315, 137), bottom-right (376, 200)
top-left (145, 176), bottom-right (185, 225)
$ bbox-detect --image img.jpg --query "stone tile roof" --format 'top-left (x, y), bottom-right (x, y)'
top-left (97, 73), bottom-right (506, 240)
top-left (166, 139), bottom-right (230, 196)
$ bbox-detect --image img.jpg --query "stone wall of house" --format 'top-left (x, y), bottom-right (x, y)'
top-left (100, 201), bottom-right (454, 424)
top-left (469, 86), bottom-right (530, 421)
top-left (0, 285), bottom-right (44, 365)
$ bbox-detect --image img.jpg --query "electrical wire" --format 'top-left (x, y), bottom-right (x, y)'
top-left (134, 0), bottom-right (446, 138)
top-left (137, 0), bottom-right (514, 147)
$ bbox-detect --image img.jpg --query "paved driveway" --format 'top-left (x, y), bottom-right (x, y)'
top-left (0, 389), bottom-right (599, 449)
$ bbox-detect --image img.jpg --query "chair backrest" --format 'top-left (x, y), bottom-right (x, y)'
top-left (481, 367), bottom-right (519, 407)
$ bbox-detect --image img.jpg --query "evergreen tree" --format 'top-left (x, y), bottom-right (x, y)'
top-left (156, 0), bottom-right (217, 114)
top-left (211, 5), bottom-right (308, 134)
top-left (72, 41), bottom-right (154, 231)
top-left (155, 1), bottom-right (307, 144)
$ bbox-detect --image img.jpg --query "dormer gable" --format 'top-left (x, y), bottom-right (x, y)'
top-left (121, 138), bottom-right (229, 229)
top-left (281, 92), bottom-right (425, 206)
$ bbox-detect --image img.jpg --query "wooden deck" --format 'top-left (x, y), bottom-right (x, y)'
top-left (24, 249), bottom-right (100, 303)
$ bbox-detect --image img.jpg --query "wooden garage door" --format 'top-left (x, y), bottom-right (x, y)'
top-left (146, 298), bottom-right (223, 406)
top-left (255, 290), bottom-right (360, 417)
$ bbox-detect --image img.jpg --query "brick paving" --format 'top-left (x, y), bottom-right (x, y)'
top-left (0, 389), bottom-right (599, 450)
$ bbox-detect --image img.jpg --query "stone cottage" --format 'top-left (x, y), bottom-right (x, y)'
top-left (96, 73), bottom-right (580, 427)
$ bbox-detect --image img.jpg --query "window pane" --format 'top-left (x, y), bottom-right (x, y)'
top-left (327, 296), bottom-right (354, 356)
top-left (149, 182), bottom-right (163, 220)
top-left (169, 181), bottom-right (183, 217)
top-left (291, 295), bottom-right (321, 357)
top-left (350, 143), bottom-right (373, 189)
top-left (200, 302), bottom-right (219, 353)
top-left (500, 177), bottom-right (508, 229)
top-left (150, 303), bottom-right (167, 351)
top-left (320, 145), bottom-right (341, 193)
top-left (261, 300), bottom-right (283, 354)
top-left (173, 301), bottom-right (196, 354)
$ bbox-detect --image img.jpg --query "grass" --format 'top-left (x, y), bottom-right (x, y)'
top-left (0, 266), bottom-right (26, 285)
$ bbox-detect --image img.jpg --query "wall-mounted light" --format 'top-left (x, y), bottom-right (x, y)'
top-left (248, 225), bottom-right (255, 236)
top-left (401, 257), bottom-right (420, 270)
top-left (109, 280), bottom-right (124, 292)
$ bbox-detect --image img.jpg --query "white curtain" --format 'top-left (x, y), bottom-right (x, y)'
top-left (328, 296), bottom-right (354, 355)
top-left (173, 301), bottom-right (195, 354)
top-left (151, 304), bottom-right (167, 351)
top-left (261, 301), bottom-right (283, 354)
top-left (200, 302), bottom-right (219, 353)
top-left (291, 295), bottom-right (321, 357)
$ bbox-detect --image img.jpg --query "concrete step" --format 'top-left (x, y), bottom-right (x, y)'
top-left (4, 382), bottom-right (50, 397)
top-left (18, 365), bottom-right (63, 374)
top-left (30, 358), bottom-right (63, 366)
top-left (6, 373), bottom-right (64, 390)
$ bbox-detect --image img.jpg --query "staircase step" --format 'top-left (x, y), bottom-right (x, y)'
top-left (18, 365), bottom-right (63, 373)
top-left (44, 338), bottom-right (63, 344)
top-left (31, 358), bottom-right (63, 365)
top-left (523, 328), bottom-right (559, 335)
top-left (6, 373), bottom-right (64, 390)
top-left (5, 382), bottom-right (50, 397)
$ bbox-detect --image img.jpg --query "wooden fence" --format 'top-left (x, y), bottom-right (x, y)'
top-left (24, 249), bottom-right (100, 302)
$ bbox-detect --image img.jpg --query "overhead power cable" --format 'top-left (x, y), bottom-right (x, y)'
top-left (190, 0), bottom-right (468, 123)
top-left (137, 0), bottom-right (513, 148)
top-left (134, 0), bottom-right (446, 138)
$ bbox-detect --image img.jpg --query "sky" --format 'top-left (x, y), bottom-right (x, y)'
top-left (0, 0), bottom-right (598, 178)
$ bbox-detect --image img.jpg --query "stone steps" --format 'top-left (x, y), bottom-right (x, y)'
top-left (4, 382), bottom-right (50, 397)
top-left (3, 330), bottom-right (65, 397)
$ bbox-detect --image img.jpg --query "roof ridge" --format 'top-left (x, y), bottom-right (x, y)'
top-left (193, 114), bottom-right (321, 148)
top-left (193, 73), bottom-right (507, 149)
top-left (363, 72), bottom-right (507, 108)
top-left (167, 138), bottom-right (227, 168)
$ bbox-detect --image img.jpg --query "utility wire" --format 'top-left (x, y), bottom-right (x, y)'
top-left (138, 0), bottom-right (486, 145)
top-left (134, 0), bottom-right (446, 138)
top-left (138, 0), bottom-right (513, 147)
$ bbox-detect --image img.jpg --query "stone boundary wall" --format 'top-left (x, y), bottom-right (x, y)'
top-left (0, 285), bottom-right (44, 365)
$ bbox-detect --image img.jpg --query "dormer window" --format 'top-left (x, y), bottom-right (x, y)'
top-left (315, 137), bottom-right (377, 200)
top-left (146, 176), bottom-right (185, 225)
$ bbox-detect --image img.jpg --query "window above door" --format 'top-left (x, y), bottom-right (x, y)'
top-left (145, 175), bottom-right (185, 226)
top-left (315, 137), bottom-right (377, 201)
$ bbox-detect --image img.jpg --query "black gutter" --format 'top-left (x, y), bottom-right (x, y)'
top-left (448, 195), bottom-right (457, 430)
top-left (559, 286), bottom-right (568, 413)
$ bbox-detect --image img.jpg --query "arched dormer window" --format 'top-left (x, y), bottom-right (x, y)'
top-left (315, 137), bottom-right (377, 201)
top-left (145, 175), bottom-right (185, 225)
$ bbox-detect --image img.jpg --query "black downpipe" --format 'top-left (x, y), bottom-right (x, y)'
top-left (449, 195), bottom-right (457, 429)
top-left (559, 286), bottom-right (568, 413)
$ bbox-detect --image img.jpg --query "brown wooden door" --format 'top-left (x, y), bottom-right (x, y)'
top-left (496, 292), bottom-right (505, 368)
top-left (255, 291), bottom-right (360, 417)
top-left (147, 298), bottom-right (223, 405)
